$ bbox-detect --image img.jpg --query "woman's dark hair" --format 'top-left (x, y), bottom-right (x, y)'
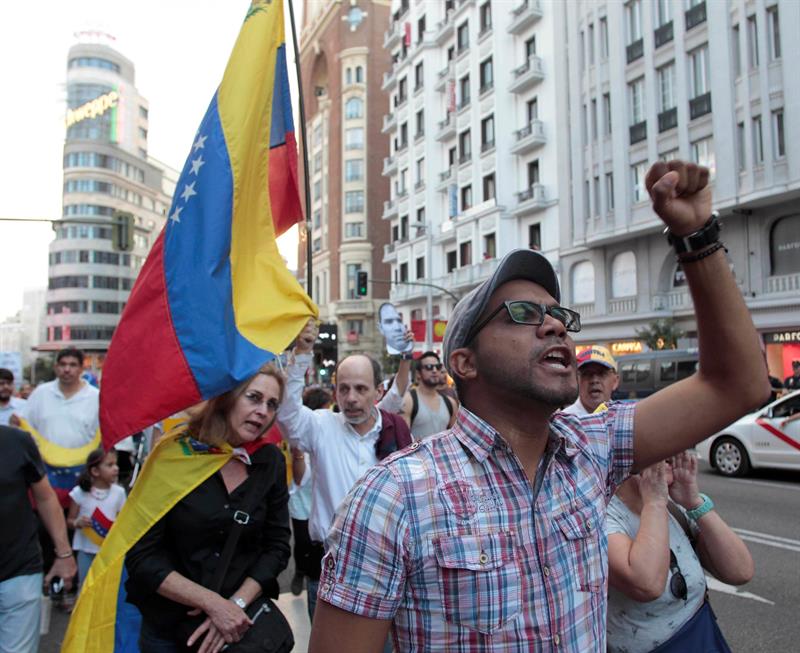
top-left (78, 447), bottom-right (109, 491)
top-left (187, 363), bottom-right (285, 446)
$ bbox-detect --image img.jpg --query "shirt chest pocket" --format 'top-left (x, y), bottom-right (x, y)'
top-left (555, 506), bottom-right (604, 592)
top-left (433, 531), bottom-right (521, 635)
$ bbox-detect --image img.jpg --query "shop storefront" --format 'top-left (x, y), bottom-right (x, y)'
top-left (763, 330), bottom-right (800, 385)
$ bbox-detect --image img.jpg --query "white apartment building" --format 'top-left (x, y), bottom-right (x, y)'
top-left (561, 0), bottom-right (800, 377)
top-left (381, 0), bottom-right (571, 349)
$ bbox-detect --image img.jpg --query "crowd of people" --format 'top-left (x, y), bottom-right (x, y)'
top-left (0, 160), bottom-right (779, 652)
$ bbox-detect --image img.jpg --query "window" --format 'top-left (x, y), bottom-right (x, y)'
top-left (525, 36), bottom-right (536, 59)
top-left (345, 190), bottom-right (365, 213)
top-left (416, 256), bottom-right (425, 279)
top-left (527, 97), bottom-right (538, 122)
top-left (138, 127), bottom-right (147, 139)
top-left (479, 2), bottom-right (492, 34)
top-left (689, 45), bottom-right (709, 98)
top-left (345, 97), bottom-right (363, 119)
top-left (737, 122), bottom-right (746, 171)
top-left (591, 98), bottom-right (598, 140)
top-left (629, 78), bottom-right (645, 124)
top-left (605, 172), bottom-right (614, 211)
top-left (345, 222), bottom-right (364, 238)
top-left (446, 250), bottom-right (458, 272)
top-left (581, 104), bottom-right (588, 145)
top-left (732, 24), bottom-right (741, 77)
top-left (588, 23), bottom-right (595, 65)
top-left (593, 176), bottom-right (600, 217)
top-left (414, 61), bottom-right (424, 90)
top-left (313, 209), bottom-right (321, 229)
top-left (626, 0), bottom-right (642, 44)
top-left (527, 159), bottom-right (540, 187)
top-left (397, 122), bottom-right (408, 149)
top-left (347, 319), bottom-right (364, 335)
top-left (660, 149), bottom-right (679, 162)
top-left (345, 68), bottom-right (352, 85)
top-left (479, 57), bottom-right (493, 93)
top-left (346, 263), bottom-right (362, 298)
top-left (459, 241), bottom-right (472, 267)
top-left (483, 233), bottom-right (496, 259)
top-left (313, 180), bottom-right (321, 200)
top-left (416, 208), bottom-right (426, 231)
top-left (599, 17), bottom-right (609, 59)
top-left (580, 31), bottom-right (585, 70)
top-left (415, 109), bottom-right (424, 138)
top-left (611, 251), bottom-right (637, 297)
top-left (314, 152), bottom-right (322, 172)
top-left (657, 62), bottom-right (676, 111)
top-left (571, 261), bottom-right (595, 304)
top-left (397, 78), bottom-right (408, 104)
top-left (458, 129), bottom-right (471, 163)
top-left (691, 137), bottom-right (715, 178)
top-left (448, 146), bottom-right (457, 167)
top-left (457, 21), bottom-right (469, 52)
top-left (400, 215), bottom-right (408, 239)
top-left (603, 93), bottom-right (612, 135)
top-left (655, 0), bottom-right (671, 27)
top-left (397, 168), bottom-right (408, 195)
top-left (415, 157), bottom-right (425, 184)
top-left (631, 162), bottom-right (648, 202)
top-left (355, 66), bottom-right (364, 83)
top-left (767, 6), bottom-right (781, 61)
top-left (772, 110), bottom-right (785, 159)
top-left (528, 224), bottom-right (541, 251)
top-left (345, 127), bottom-right (364, 150)
top-left (461, 185), bottom-right (473, 211)
top-left (747, 15), bottom-right (759, 68)
top-left (399, 262), bottom-right (409, 283)
top-left (345, 159), bottom-right (364, 181)
top-left (583, 180), bottom-right (591, 219)
top-left (752, 115), bottom-right (764, 164)
top-left (483, 173), bottom-right (496, 201)
top-left (481, 114), bottom-right (495, 150)
top-left (417, 15), bottom-right (426, 42)
top-left (459, 74), bottom-right (471, 108)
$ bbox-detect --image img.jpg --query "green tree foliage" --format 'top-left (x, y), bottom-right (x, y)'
top-left (635, 318), bottom-right (685, 350)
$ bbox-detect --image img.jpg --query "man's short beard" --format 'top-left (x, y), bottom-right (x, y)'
top-left (420, 376), bottom-right (439, 389)
top-left (344, 409), bottom-right (373, 425)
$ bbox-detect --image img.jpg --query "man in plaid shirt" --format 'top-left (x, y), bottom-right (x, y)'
top-left (308, 161), bottom-right (770, 652)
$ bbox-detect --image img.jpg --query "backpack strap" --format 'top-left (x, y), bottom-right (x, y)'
top-left (667, 500), bottom-right (696, 548)
top-left (410, 388), bottom-right (419, 424)
top-left (437, 390), bottom-right (454, 419)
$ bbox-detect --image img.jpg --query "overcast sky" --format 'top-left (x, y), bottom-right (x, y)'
top-left (0, 0), bottom-right (302, 321)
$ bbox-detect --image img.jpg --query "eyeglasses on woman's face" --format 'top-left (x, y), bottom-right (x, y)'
top-left (467, 300), bottom-right (582, 343)
top-left (669, 550), bottom-right (688, 601)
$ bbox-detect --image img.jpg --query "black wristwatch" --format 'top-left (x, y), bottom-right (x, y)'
top-left (400, 351), bottom-right (414, 360)
top-left (665, 212), bottom-right (721, 255)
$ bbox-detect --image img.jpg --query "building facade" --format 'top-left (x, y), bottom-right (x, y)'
top-left (43, 39), bottom-right (177, 371)
top-left (381, 0), bottom-right (571, 352)
top-left (560, 0), bottom-right (800, 380)
top-left (297, 0), bottom-right (394, 359)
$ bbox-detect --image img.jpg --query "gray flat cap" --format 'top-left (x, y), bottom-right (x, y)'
top-left (443, 249), bottom-right (560, 372)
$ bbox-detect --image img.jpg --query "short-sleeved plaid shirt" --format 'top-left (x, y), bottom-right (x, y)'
top-left (318, 402), bottom-right (636, 652)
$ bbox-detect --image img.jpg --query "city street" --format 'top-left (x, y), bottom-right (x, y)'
top-left (41, 460), bottom-right (800, 652)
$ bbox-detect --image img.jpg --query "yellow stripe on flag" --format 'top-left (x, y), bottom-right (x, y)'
top-left (18, 417), bottom-right (100, 468)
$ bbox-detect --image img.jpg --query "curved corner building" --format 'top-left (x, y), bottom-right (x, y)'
top-left (43, 40), bottom-right (177, 372)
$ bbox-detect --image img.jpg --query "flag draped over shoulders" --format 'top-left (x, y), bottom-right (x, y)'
top-left (99, 0), bottom-right (317, 450)
top-left (62, 430), bottom-right (233, 653)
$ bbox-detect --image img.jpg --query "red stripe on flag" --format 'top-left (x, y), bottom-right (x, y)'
top-left (92, 506), bottom-right (114, 531)
top-left (756, 418), bottom-right (800, 452)
top-left (100, 234), bottom-right (202, 448)
top-left (269, 132), bottom-right (303, 237)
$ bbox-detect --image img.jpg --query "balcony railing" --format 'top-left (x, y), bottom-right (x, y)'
top-left (629, 120), bottom-right (647, 145)
top-left (439, 168), bottom-right (454, 182)
top-left (507, 0), bottom-right (543, 35)
top-left (510, 119), bottom-right (546, 154)
top-left (509, 55), bottom-right (544, 93)
top-left (685, 1), bottom-right (706, 31)
top-left (689, 92), bottom-right (712, 120)
top-left (654, 21), bottom-right (674, 48)
top-left (626, 38), bottom-right (644, 64)
top-left (658, 107), bottom-right (678, 133)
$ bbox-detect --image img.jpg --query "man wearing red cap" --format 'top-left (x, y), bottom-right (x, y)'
top-left (563, 346), bottom-right (619, 416)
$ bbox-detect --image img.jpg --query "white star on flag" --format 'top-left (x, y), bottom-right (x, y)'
top-left (190, 156), bottom-right (205, 175)
top-left (169, 205), bottom-right (183, 223)
top-left (192, 134), bottom-right (207, 152)
top-left (181, 182), bottom-right (197, 202)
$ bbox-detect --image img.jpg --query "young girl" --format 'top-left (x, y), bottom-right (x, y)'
top-left (67, 448), bottom-right (127, 589)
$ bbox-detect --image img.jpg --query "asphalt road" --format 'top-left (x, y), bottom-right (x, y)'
top-left (41, 461), bottom-right (800, 652)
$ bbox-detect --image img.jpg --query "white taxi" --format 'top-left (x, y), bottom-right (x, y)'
top-left (695, 390), bottom-right (800, 477)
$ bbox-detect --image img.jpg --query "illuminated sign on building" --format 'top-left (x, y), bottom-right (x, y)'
top-left (65, 91), bottom-right (119, 129)
top-left (610, 341), bottom-right (644, 355)
top-left (765, 331), bottom-right (800, 344)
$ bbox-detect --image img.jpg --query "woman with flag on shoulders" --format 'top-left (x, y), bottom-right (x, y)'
top-left (124, 363), bottom-right (290, 653)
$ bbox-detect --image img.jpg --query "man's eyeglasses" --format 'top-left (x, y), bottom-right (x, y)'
top-left (421, 363), bottom-right (443, 372)
top-left (467, 300), bottom-right (582, 343)
top-left (669, 550), bottom-right (688, 601)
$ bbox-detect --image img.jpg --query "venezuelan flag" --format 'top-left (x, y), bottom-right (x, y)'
top-left (83, 506), bottom-right (115, 548)
top-left (62, 430), bottom-right (235, 652)
top-left (17, 417), bottom-right (101, 508)
top-left (99, 0), bottom-right (317, 449)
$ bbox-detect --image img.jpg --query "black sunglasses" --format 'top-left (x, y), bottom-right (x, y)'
top-left (421, 363), bottom-right (443, 371)
top-left (669, 550), bottom-right (688, 601)
top-left (467, 300), bottom-right (582, 343)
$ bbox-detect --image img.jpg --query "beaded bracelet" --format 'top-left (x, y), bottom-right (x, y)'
top-left (677, 241), bottom-right (727, 264)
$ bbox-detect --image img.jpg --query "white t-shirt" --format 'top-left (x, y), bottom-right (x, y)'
top-left (561, 397), bottom-right (591, 416)
top-left (69, 483), bottom-right (127, 554)
top-left (0, 396), bottom-right (26, 426)
top-left (21, 380), bottom-right (99, 448)
top-left (606, 495), bottom-right (706, 653)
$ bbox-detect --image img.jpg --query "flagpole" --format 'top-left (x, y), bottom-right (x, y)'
top-left (286, 0), bottom-right (313, 297)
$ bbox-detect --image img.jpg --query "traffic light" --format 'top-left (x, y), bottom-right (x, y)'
top-left (112, 210), bottom-right (134, 252)
top-left (356, 270), bottom-right (368, 296)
